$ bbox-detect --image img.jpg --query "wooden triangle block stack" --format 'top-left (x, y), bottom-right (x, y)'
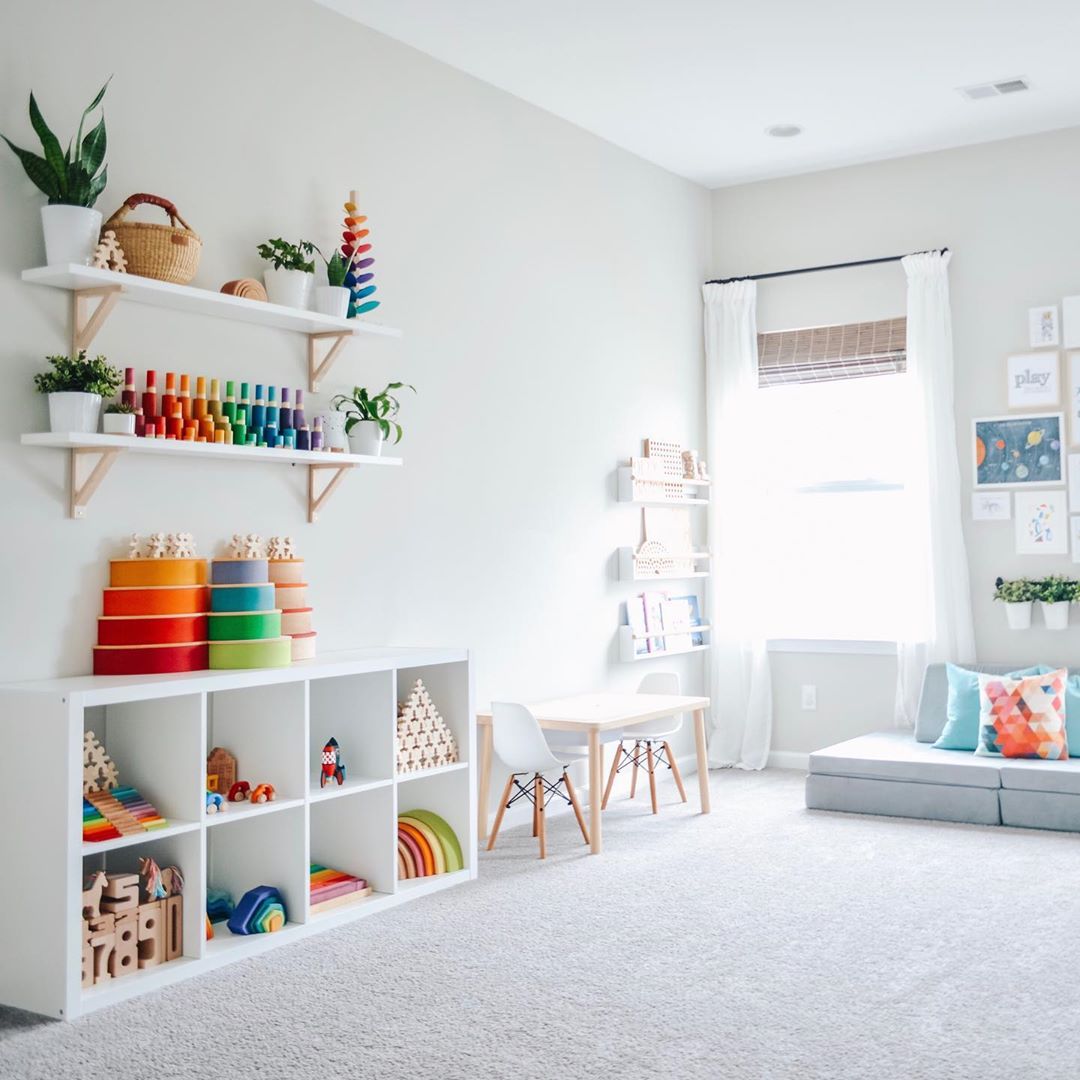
top-left (395, 679), bottom-right (459, 775)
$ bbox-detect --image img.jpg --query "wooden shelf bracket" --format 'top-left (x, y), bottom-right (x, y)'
top-left (72, 286), bottom-right (123, 353)
top-left (308, 331), bottom-right (352, 393)
top-left (308, 462), bottom-right (354, 522)
top-left (69, 447), bottom-right (120, 519)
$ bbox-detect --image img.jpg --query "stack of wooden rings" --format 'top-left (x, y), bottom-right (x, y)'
top-left (207, 558), bottom-right (291, 669)
top-left (220, 278), bottom-right (269, 302)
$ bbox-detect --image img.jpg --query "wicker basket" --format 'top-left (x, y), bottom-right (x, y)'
top-left (103, 193), bottom-right (202, 285)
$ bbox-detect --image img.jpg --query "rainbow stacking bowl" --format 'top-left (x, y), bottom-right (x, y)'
top-left (208, 637), bottom-right (292, 669)
top-left (210, 583), bottom-right (276, 612)
top-left (93, 642), bottom-right (209, 676)
top-left (97, 613), bottom-right (208, 646)
top-left (211, 558), bottom-right (269, 585)
top-left (103, 586), bottom-right (209, 616)
top-left (110, 559), bottom-right (208, 587)
top-left (207, 611), bottom-right (282, 641)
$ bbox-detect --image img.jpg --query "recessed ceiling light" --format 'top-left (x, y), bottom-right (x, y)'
top-left (766, 123), bottom-right (803, 138)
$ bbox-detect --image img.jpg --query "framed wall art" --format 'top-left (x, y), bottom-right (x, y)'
top-left (971, 491), bottom-right (1011, 521)
top-left (1029, 305), bottom-right (1060, 348)
top-left (1007, 351), bottom-right (1059, 409)
top-left (973, 413), bottom-right (1064, 488)
top-left (1014, 490), bottom-right (1068, 555)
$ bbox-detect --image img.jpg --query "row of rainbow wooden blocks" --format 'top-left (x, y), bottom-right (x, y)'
top-left (121, 369), bottom-right (325, 450)
top-left (81, 858), bottom-right (183, 988)
top-left (93, 534), bottom-right (316, 675)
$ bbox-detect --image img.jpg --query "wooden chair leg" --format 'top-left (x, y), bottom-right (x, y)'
top-left (564, 771), bottom-right (590, 845)
top-left (664, 740), bottom-right (688, 803)
top-left (486, 774), bottom-right (517, 851)
top-left (602, 742), bottom-right (624, 809)
top-left (629, 742), bottom-right (641, 799)
top-left (646, 742), bottom-right (659, 815)
top-left (532, 778), bottom-right (539, 837)
top-left (535, 774), bottom-right (546, 859)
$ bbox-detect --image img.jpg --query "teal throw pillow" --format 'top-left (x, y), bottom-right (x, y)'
top-left (933, 663), bottom-right (1049, 751)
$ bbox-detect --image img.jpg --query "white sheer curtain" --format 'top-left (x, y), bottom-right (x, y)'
top-left (702, 281), bottom-right (772, 769)
top-left (895, 251), bottom-right (976, 725)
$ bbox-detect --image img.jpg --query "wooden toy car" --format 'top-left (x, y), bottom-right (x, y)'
top-left (250, 783), bottom-right (276, 804)
top-left (227, 780), bottom-right (251, 802)
top-left (205, 790), bottom-right (225, 814)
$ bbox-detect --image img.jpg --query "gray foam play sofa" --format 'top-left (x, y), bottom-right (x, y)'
top-left (805, 663), bottom-right (1080, 830)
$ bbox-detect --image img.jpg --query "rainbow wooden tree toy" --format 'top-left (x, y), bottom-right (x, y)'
top-left (341, 189), bottom-right (379, 318)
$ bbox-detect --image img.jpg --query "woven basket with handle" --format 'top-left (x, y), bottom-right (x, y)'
top-left (103, 193), bottom-right (202, 284)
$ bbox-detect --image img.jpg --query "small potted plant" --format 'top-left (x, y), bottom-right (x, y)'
top-left (313, 249), bottom-right (351, 319)
top-left (993, 576), bottom-right (1038, 630)
top-left (257, 238), bottom-right (316, 310)
top-left (332, 382), bottom-right (415, 457)
top-left (2, 79), bottom-right (110, 266)
top-left (103, 401), bottom-right (137, 436)
top-left (34, 351), bottom-right (122, 433)
top-left (1036, 576), bottom-right (1076, 630)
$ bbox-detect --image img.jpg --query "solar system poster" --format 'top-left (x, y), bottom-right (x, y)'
top-left (973, 413), bottom-right (1064, 488)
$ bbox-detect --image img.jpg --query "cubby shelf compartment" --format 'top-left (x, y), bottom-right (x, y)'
top-left (0, 645), bottom-right (474, 1021)
top-left (308, 775), bottom-right (393, 802)
top-left (617, 466), bottom-right (710, 506)
top-left (21, 432), bottom-right (401, 522)
top-left (22, 264), bottom-right (402, 392)
top-left (617, 547), bottom-right (711, 582)
top-left (397, 761), bottom-right (470, 783)
top-left (618, 624), bottom-right (711, 663)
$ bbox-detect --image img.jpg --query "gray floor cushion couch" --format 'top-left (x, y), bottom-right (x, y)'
top-left (805, 662), bottom-right (1080, 830)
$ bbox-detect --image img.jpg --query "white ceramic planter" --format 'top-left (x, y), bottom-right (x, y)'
top-left (41, 205), bottom-right (102, 267)
top-left (348, 421), bottom-right (384, 457)
top-left (1041, 601), bottom-right (1070, 630)
top-left (313, 285), bottom-right (350, 319)
top-left (263, 268), bottom-right (313, 310)
top-left (103, 412), bottom-right (136, 436)
top-left (48, 392), bottom-right (102, 434)
top-left (1004, 601), bottom-right (1033, 630)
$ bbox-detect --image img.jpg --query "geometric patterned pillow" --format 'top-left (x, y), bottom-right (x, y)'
top-left (976, 669), bottom-right (1068, 759)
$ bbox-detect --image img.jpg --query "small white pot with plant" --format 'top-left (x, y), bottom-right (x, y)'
top-left (2, 79), bottom-right (111, 266)
top-left (313, 249), bottom-right (351, 319)
top-left (994, 577), bottom-right (1036, 630)
top-left (34, 350), bottom-right (122, 434)
top-left (1036, 576), bottom-right (1075, 630)
top-left (102, 401), bottom-right (137, 435)
top-left (333, 381), bottom-right (415, 458)
top-left (258, 238), bottom-right (316, 310)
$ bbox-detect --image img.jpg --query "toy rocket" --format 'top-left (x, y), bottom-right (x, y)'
top-left (320, 737), bottom-right (345, 787)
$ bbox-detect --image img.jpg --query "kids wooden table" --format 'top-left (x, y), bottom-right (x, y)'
top-left (476, 692), bottom-right (711, 855)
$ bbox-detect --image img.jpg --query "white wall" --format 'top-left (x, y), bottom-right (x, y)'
top-left (711, 126), bottom-right (1080, 755)
top-left (0, 0), bottom-right (711, 744)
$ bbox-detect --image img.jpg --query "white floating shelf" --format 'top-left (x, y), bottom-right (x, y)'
top-left (396, 761), bottom-right (470, 783)
top-left (617, 467), bottom-right (710, 506)
top-left (204, 796), bottom-right (305, 826)
top-left (617, 547), bottom-right (711, 582)
top-left (81, 819), bottom-right (201, 856)
top-left (308, 774), bottom-right (393, 802)
top-left (21, 431), bottom-right (400, 523)
top-left (618, 624), bottom-right (711, 662)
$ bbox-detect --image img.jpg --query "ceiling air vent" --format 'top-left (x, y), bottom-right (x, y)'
top-left (957, 77), bottom-right (1030, 101)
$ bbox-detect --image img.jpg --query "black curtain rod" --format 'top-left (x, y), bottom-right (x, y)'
top-left (705, 248), bottom-right (948, 286)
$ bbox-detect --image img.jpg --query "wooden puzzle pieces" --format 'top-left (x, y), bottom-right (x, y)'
top-left (394, 679), bottom-right (459, 774)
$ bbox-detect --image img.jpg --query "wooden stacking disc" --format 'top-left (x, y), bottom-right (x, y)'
top-left (103, 586), bottom-right (209, 616)
top-left (208, 637), bottom-right (292, 670)
top-left (93, 642), bottom-right (208, 675)
top-left (274, 583), bottom-right (308, 609)
top-left (211, 558), bottom-right (269, 585)
top-left (110, 559), bottom-right (208, 587)
top-left (97, 613), bottom-right (208, 646)
top-left (207, 611), bottom-right (282, 641)
top-left (280, 608), bottom-right (313, 635)
top-left (210, 583), bottom-right (276, 612)
top-left (220, 278), bottom-right (268, 302)
top-left (290, 631), bottom-right (317, 661)
top-left (268, 559), bottom-right (305, 584)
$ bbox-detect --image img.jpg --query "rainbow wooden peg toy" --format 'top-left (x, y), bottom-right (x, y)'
top-left (341, 190), bottom-right (379, 318)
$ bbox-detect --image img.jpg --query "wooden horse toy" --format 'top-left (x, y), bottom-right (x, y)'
top-left (320, 737), bottom-right (346, 788)
top-left (82, 869), bottom-right (108, 919)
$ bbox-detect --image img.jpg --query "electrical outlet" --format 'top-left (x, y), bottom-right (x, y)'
top-left (801, 684), bottom-right (817, 710)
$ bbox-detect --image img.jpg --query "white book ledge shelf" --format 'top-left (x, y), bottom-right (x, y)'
top-left (617, 466), bottom-right (710, 506)
top-left (618, 624), bottom-right (711, 662)
top-left (617, 547), bottom-right (711, 582)
top-left (22, 265), bottom-right (402, 392)
top-left (22, 432), bottom-right (401, 522)
top-left (0, 646), bottom-right (475, 1020)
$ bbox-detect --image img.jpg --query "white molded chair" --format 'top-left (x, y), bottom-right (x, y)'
top-left (602, 672), bottom-right (688, 814)
top-left (486, 702), bottom-right (591, 858)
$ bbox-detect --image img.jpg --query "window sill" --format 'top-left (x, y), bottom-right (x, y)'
top-left (766, 639), bottom-right (897, 656)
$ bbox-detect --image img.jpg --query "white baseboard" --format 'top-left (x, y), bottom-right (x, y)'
top-left (767, 750), bottom-right (810, 771)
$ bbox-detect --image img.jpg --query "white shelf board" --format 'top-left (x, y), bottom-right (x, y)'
top-left (618, 623), bottom-right (710, 663)
top-left (81, 819), bottom-right (202, 857)
top-left (396, 761), bottom-right (469, 783)
top-left (308, 774), bottom-right (393, 802)
top-left (396, 869), bottom-right (471, 895)
top-left (23, 264), bottom-right (402, 339)
top-left (626, 643), bottom-right (710, 662)
top-left (617, 547), bottom-right (711, 582)
top-left (629, 625), bottom-right (712, 642)
top-left (204, 796), bottom-right (305, 826)
top-left (21, 431), bottom-right (402, 469)
top-left (80, 956), bottom-right (203, 1012)
top-left (308, 890), bottom-right (394, 927)
top-left (617, 466), bottom-right (710, 506)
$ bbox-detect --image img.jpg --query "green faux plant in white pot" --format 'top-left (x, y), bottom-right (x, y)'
top-left (993, 577), bottom-right (1038, 630)
top-left (257, 238), bottom-right (316, 310)
top-left (1035, 576), bottom-right (1076, 631)
top-left (332, 381), bottom-right (415, 457)
top-left (34, 351), bottom-right (122, 434)
top-left (103, 400), bottom-right (137, 435)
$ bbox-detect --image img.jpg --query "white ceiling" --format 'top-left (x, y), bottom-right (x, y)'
top-left (316, 0), bottom-right (1080, 188)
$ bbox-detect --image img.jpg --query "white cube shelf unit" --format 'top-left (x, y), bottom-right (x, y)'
top-left (0, 646), bottom-right (474, 1020)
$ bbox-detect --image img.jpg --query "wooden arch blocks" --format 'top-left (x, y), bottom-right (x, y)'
top-left (395, 680), bottom-right (459, 775)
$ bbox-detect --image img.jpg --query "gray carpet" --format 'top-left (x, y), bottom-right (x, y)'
top-left (3, 769), bottom-right (1079, 1080)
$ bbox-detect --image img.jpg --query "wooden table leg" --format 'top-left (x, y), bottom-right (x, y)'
top-left (478, 722), bottom-right (493, 843)
top-left (588, 728), bottom-right (602, 854)
top-left (693, 708), bottom-right (711, 814)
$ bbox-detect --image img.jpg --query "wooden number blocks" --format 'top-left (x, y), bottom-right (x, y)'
top-left (394, 679), bottom-right (459, 775)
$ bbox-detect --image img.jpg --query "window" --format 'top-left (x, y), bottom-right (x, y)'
top-left (752, 317), bottom-right (925, 643)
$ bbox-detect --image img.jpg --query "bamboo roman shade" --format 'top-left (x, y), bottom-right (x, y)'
top-left (757, 316), bottom-right (906, 387)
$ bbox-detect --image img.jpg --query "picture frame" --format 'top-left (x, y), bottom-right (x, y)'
top-left (1029, 305), bottom-right (1060, 348)
top-left (1068, 352), bottom-right (1080, 446)
top-left (1014, 490), bottom-right (1068, 555)
top-left (973, 413), bottom-right (1065, 488)
top-left (1007, 351), bottom-right (1059, 409)
top-left (971, 491), bottom-right (1011, 521)
top-left (1071, 516), bottom-right (1080, 564)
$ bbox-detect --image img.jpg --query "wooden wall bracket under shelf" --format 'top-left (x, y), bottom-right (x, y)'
top-left (70, 446), bottom-right (120, 519)
top-left (308, 462), bottom-right (354, 523)
top-left (72, 286), bottom-right (122, 354)
top-left (308, 331), bottom-right (352, 393)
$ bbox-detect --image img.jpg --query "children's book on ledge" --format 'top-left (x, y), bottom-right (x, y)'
top-left (627, 591), bottom-right (704, 656)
